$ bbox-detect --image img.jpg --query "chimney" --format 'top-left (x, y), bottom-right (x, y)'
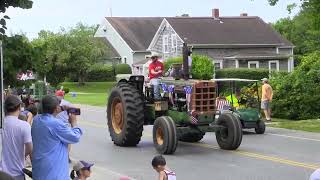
top-left (240, 13), bottom-right (248, 16)
top-left (212, 9), bottom-right (219, 19)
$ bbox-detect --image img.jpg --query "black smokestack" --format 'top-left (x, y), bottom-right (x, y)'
top-left (183, 42), bottom-right (189, 80)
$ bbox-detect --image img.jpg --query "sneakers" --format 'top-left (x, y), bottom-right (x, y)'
top-left (265, 118), bottom-right (272, 122)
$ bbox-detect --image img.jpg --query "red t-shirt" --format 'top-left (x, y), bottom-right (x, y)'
top-left (148, 60), bottom-right (164, 79)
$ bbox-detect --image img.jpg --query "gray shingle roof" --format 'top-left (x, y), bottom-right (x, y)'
top-left (106, 17), bottom-right (163, 51)
top-left (166, 17), bottom-right (293, 46)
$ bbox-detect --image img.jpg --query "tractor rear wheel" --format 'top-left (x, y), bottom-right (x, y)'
top-left (255, 120), bottom-right (266, 134)
top-left (107, 83), bottom-right (144, 146)
top-left (215, 113), bottom-right (242, 150)
top-left (178, 131), bottom-right (205, 143)
top-left (153, 116), bottom-right (178, 154)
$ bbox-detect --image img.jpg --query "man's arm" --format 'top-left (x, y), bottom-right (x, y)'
top-left (26, 113), bottom-right (33, 125)
top-left (25, 142), bottom-right (32, 158)
top-left (53, 115), bottom-right (82, 144)
top-left (23, 124), bottom-right (33, 157)
top-left (159, 171), bottom-right (167, 180)
top-left (150, 69), bottom-right (162, 75)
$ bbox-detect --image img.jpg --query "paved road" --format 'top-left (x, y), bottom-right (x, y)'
top-left (67, 105), bottom-right (320, 179)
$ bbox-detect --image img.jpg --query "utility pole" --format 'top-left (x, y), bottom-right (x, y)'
top-left (44, 60), bottom-right (47, 84)
top-left (0, 41), bottom-right (4, 128)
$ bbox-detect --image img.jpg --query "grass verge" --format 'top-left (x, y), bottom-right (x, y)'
top-left (61, 82), bottom-right (116, 107)
top-left (269, 119), bottom-right (320, 133)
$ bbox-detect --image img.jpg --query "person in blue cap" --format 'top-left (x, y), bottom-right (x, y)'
top-left (70, 160), bottom-right (94, 180)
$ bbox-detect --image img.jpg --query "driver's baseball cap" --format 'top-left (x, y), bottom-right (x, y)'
top-left (261, 78), bottom-right (268, 82)
top-left (73, 160), bottom-right (94, 171)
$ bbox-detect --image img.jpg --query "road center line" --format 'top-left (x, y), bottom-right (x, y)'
top-left (181, 142), bottom-right (320, 170)
top-left (79, 121), bottom-right (320, 170)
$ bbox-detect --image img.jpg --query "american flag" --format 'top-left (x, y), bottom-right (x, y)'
top-left (184, 86), bottom-right (192, 112)
top-left (168, 85), bottom-right (175, 105)
top-left (215, 99), bottom-right (230, 111)
top-left (190, 110), bottom-right (198, 124)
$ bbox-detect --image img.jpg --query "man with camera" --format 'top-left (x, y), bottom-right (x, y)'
top-left (55, 90), bottom-right (80, 163)
top-left (31, 95), bottom-right (83, 180)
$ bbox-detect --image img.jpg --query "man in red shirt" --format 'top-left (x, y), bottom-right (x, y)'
top-left (149, 53), bottom-right (164, 100)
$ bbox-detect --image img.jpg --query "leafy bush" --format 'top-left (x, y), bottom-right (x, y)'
top-left (115, 64), bottom-right (132, 74)
top-left (216, 68), bottom-right (269, 80)
top-left (63, 87), bottom-right (70, 94)
top-left (87, 64), bottom-right (115, 82)
top-left (270, 51), bottom-right (320, 120)
top-left (191, 55), bottom-right (214, 80)
top-left (164, 57), bottom-right (182, 72)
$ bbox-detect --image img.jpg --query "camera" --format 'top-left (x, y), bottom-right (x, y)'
top-left (60, 106), bottom-right (81, 115)
top-left (67, 108), bottom-right (81, 115)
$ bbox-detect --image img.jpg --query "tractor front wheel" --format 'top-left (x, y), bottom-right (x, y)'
top-left (215, 113), bottom-right (242, 150)
top-left (255, 120), bottom-right (266, 134)
top-left (153, 116), bottom-right (178, 154)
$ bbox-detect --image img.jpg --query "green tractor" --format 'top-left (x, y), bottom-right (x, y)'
top-left (213, 79), bottom-right (265, 134)
top-left (107, 75), bottom-right (243, 154)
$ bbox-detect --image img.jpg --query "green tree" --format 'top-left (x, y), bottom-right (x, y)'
top-left (31, 30), bottom-right (70, 87)
top-left (272, 0), bottom-right (320, 61)
top-left (270, 51), bottom-right (320, 119)
top-left (0, 0), bottom-right (33, 35)
top-left (65, 23), bottom-right (109, 85)
top-left (32, 23), bottom-right (110, 86)
top-left (3, 34), bottom-right (37, 86)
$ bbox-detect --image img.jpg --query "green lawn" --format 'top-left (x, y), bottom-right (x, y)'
top-left (61, 82), bottom-right (116, 107)
top-left (269, 119), bottom-right (320, 133)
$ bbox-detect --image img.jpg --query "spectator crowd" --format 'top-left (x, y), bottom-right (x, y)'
top-left (0, 90), bottom-right (93, 180)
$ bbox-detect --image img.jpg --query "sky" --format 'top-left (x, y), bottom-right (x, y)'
top-left (5, 0), bottom-right (301, 39)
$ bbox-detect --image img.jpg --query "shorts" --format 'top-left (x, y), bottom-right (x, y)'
top-left (261, 100), bottom-right (270, 110)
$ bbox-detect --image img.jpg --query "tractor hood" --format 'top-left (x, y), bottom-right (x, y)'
top-left (235, 109), bottom-right (261, 122)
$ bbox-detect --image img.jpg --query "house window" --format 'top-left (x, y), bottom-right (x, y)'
top-left (171, 34), bottom-right (177, 53)
top-left (162, 35), bottom-right (169, 53)
top-left (214, 60), bottom-right (223, 70)
top-left (269, 60), bottom-right (280, 72)
top-left (248, 61), bottom-right (259, 69)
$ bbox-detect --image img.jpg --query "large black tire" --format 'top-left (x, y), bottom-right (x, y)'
top-left (107, 83), bottom-right (144, 146)
top-left (215, 113), bottom-right (243, 150)
top-left (255, 120), bottom-right (266, 134)
top-left (178, 131), bottom-right (205, 142)
top-left (153, 116), bottom-right (178, 154)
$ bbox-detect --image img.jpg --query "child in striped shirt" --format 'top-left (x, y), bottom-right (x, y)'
top-left (152, 155), bottom-right (176, 180)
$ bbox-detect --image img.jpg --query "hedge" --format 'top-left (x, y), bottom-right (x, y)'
top-left (191, 55), bottom-right (214, 80)
top-left (164, 55), bottom-right (214, 80)
top-left (115, 64), bottom-right (132, 74)
top-left (164, 57), bottom-right (182, 72)
top-left (215, 68), bottom-right (269, 80)
top-left (87, 64), bottom-right (115, 82)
